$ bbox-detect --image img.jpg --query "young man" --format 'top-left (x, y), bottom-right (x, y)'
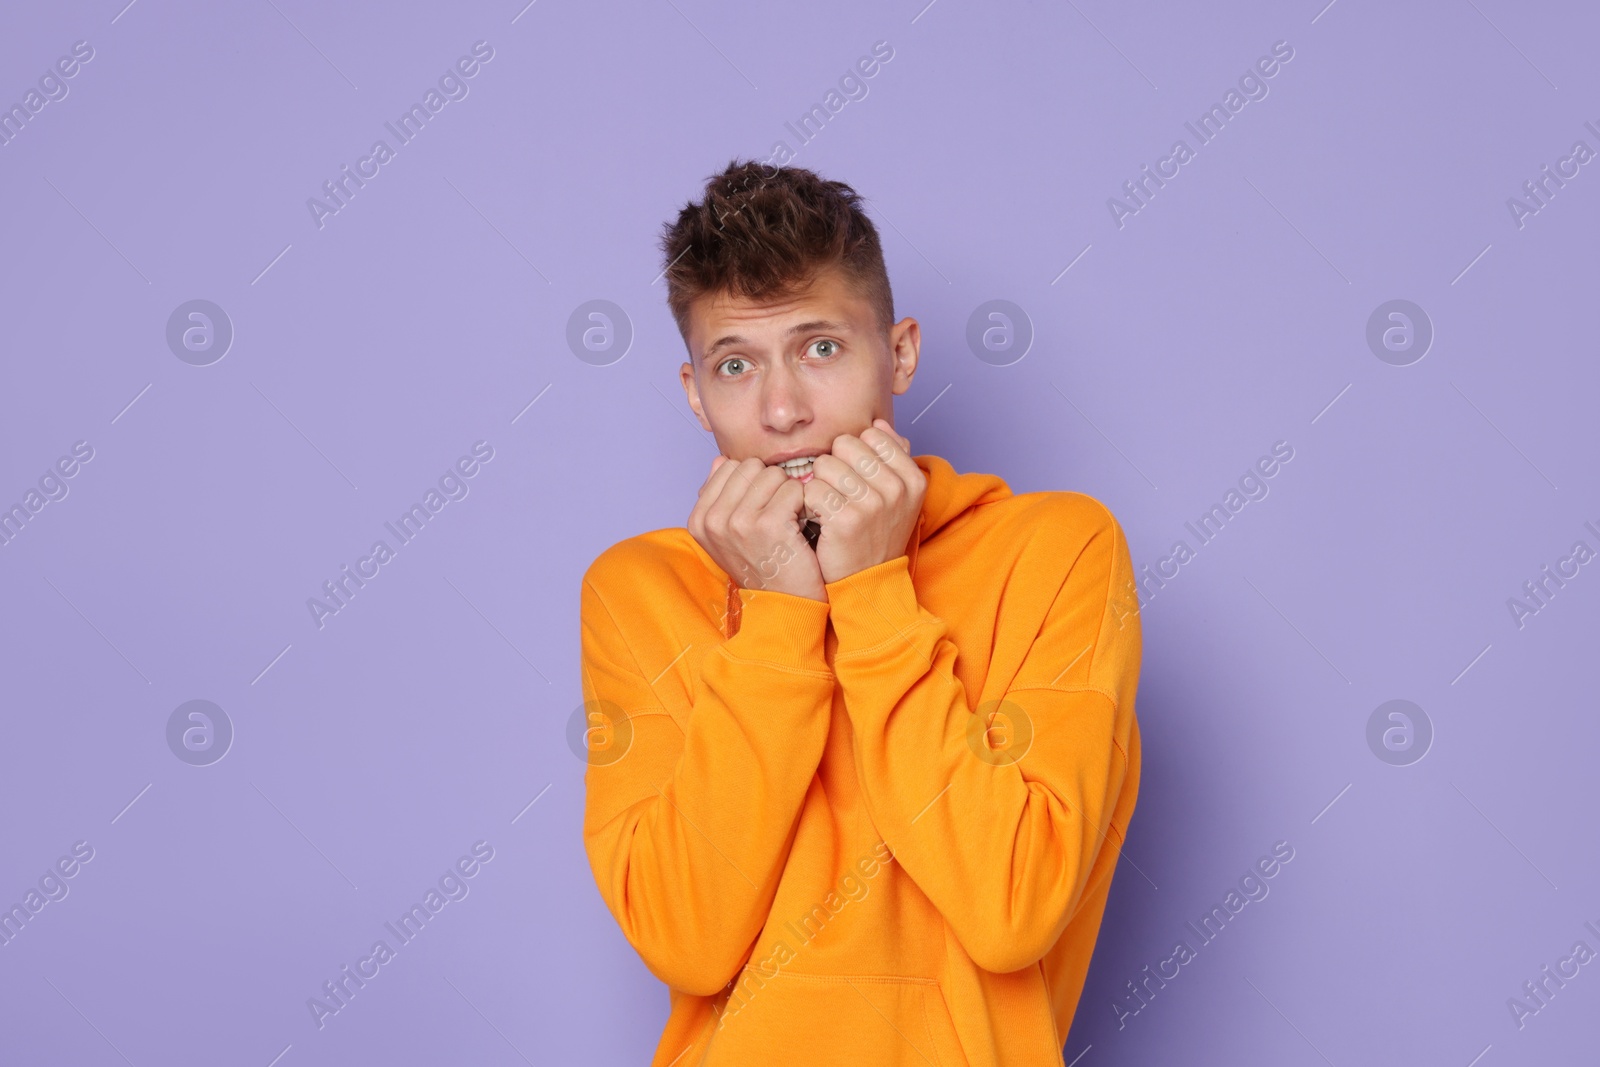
top-left (579, 161), bottom-right (1142, 1066)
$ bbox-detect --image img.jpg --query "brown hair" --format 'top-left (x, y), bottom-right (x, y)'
top-left (658, 159), bottom-right (895, 349)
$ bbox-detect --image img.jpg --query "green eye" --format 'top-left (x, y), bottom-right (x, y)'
top-left (811, 340), bottom-right (837, 358)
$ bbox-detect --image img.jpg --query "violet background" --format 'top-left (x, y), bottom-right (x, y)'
top-left (2, 1), bottom-right (1597, 1064)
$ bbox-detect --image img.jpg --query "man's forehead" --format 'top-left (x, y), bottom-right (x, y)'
top-left (691, 282), bottom-right (866, 361)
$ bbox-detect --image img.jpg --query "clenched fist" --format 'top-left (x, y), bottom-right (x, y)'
top-left (688, 454), bottom-right (828, 603)
top-left (800, 419), bottom-right (927, 585)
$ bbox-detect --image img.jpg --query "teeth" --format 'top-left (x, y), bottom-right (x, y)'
top-left (778, 457), bottom-right (816, 477)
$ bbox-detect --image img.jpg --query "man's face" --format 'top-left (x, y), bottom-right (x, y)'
top-left (679, 263), bottom-right (919, 482)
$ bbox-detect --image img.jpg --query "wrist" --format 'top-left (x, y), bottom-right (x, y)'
top-left (823, 555), bottom-right (925, 650)
top-left (724, 587), bottom-right (833, 667)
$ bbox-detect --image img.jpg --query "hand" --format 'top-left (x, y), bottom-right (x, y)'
top-left (801, 419), bottom-right (927, 585)
top-left (688, 454), bottom-right (828, 602)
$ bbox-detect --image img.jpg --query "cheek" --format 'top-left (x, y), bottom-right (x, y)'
top-left (822, 362), bottom-right (882, 417)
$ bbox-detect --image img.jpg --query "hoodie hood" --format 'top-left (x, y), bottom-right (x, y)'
top-left (906, 452), bottom-right (1012, 580)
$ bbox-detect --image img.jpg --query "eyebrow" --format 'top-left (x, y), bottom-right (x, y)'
top-left (701, 319), bottom-right (851, 363)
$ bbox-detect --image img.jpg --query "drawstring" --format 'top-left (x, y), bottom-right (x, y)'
top-left (907, 514), bottom-right (925, 581)
top-left (725, 575), bottom-right (742, 638)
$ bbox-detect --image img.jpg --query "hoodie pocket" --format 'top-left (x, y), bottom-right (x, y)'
top-left (706, 971), bottom-right (968, 1067)
top-left (919, 982), bottom-right (970, 1067)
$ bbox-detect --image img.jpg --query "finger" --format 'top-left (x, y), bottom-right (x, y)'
top-left (859, 425), bottom-right (920, 489)
top-left (801, 470), bottom-right (845, 515)
top-left (706, 456), bottom-right (762, 514)
top-left (698, 453), bottom-right (738, 497)
top-left (867, 419), bottom-right (912, 460)
top-left (829, 433), bottom-right (906, 500)
top-left (775, 477), bottom-right (818, 529)
top-left (706, 458), bottom-right (785, 528)
top-left (873, 417), bottom-right (911, 454)
top-left (734, 462), bottom-right (801, 520)
top-left (690, 453), bottom-right (748, 528)
top-left (810, 442), bottom-right (887, 513)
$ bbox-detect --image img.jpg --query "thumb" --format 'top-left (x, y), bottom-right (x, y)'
top-left (799, 474), bottom-right (827, 522)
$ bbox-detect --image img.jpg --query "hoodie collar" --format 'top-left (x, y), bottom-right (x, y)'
top-left (905, 452), bottom-right (1013, 581)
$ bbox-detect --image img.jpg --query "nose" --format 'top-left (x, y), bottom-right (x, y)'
top-left (759, 361), bottom-right (811, 434)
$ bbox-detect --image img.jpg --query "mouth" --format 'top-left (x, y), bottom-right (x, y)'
top-left (775, 456), bottom-right (820, 482)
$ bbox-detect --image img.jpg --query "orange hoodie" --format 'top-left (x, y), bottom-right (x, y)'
top-left (580, 452), bottom-right (1142, 1066)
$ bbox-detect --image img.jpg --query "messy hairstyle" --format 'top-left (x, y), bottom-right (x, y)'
top-left (658, 160), bottom-right (895, 348)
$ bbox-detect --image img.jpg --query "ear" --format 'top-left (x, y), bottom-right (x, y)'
top-left (680, 361), bottom-right (714, 432)
top-left (888, 317), bottom-right (920, 396)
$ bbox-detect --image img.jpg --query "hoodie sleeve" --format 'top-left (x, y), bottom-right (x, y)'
top-left (823, 501), bottom-right (1141, 975)
top-left (580, 573), bottom-right (836, 996)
